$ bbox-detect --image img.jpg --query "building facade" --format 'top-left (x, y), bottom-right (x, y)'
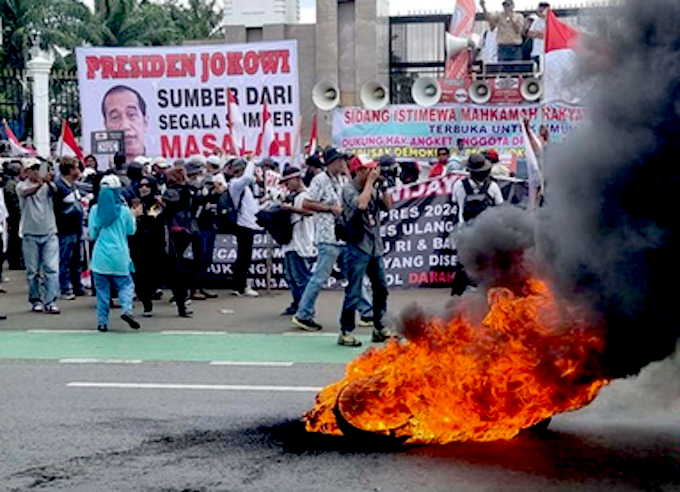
top-left (223, 0), bottom-right (301, 27)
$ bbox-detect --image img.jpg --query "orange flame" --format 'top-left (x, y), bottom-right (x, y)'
top-left (304, 279), bottom-right (611, 444)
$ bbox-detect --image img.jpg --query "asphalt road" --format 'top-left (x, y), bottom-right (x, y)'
top-left (1, 359), bottom-right (678, 492)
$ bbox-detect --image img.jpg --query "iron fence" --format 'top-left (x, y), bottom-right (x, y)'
top-left (0, 69), bottom-right (32, 141)
top-left (50, 70), bottom-right (80, 139)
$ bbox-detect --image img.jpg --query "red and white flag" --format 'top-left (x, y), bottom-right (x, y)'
top-left (544, 9), bottom-right (582, 103)
top-left (57, 120), bottom-right (85, 162)
top-left (255, 101), bottom-right (277, 158)
top-left (2, 120), bottom-right (36, 157)
top-left (520, 119), bottom-right (544, 211)
top-left (227, 88), bottom-right (246, 156)
top-left (445, 0), bottom-right (475, 81)
top-left (308, 112), bottom-right (318, 156)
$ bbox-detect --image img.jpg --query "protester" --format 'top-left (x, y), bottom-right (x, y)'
top-left (453, 153), bottom-right (504, 226)
top-left (303, 155), bottom-right (324, 187)
top-left (337, 155), bottom-right (394, 347)
top-left (429, 148), bottom-right (450, 178)
top-left (277, 166), bottom-right (315, 315)
top-left (83, 154), bottom-right (99, 180)
top-left (188, 157), bottom-right (219, 300)
top-left (162, 166), bottom-right (196, 316)
top-left (481, 0), bottom-right (526, 61)
top-left (0, 184), bottom-right (8, 294)
top-left (228, 158), bottom-right (261, 297)
top-left (2, 161), bottom-right (22, 270)
top-left (450, 153), bottom-right (505, 296)
top-left (54, 156), bottom-right (85, 300)
top-left (206, 155), bottom-right (224, 176)
top-left (129, 177), bottom-right (165, 317)
top-left (88, 175), bottom-right (140, 331)
top-left (17, 160), bottom-right (60, 313)
top-left (292, 148), bottom-right (348, 331)
top-left (528, 2), bottom-right (550, 65)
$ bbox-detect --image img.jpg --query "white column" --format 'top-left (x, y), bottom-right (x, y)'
top-left (26, 48), bottom-right (55, 158)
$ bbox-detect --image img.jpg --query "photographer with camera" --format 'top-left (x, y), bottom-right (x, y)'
top-left (17, 160), bottom-right (61, 314)
top-left (377, 154), bottom-right (401, 189)
top-left (336, 155), bottom-right (394, 347)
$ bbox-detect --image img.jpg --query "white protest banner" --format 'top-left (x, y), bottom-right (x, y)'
top-left (76, 41), bottom-right (300, 162)
top-left (331, 103), bottom-right (586, 161)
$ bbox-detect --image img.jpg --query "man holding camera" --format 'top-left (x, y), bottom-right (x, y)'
top-left (481, 0), bottom-right (526, 61)
top-left (17, 161), bottom-right (61, 314)
top-left (337, 155), bottom-right (394, 347)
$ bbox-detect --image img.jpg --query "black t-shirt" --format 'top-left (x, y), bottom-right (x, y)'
top-left (54, 176), bottom-right (84, 235)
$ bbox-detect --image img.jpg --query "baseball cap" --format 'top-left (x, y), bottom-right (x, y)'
top-left (348, 155), bottom-right (378, 174)
top-left (151, 156), bottom-right (170, 168)
top-left (21, 158), bottom-right (41, 170)
top-left (206, 155), bottom-right (224, 168)
top-left (100, 174), bottom-right (122, 189)
top-left (484, 149), bottom-right (500, 163)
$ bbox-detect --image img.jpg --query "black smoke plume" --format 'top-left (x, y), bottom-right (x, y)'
top-left (537, 0), bottom-right (680, 378)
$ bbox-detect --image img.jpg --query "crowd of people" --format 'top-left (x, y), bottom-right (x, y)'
top-left (0, 143), bottom-right (506, 345)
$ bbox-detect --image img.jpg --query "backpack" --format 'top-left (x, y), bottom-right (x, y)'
top-left (462, 178), bottom-right (495, 222)
top-left (334, 190), bottom-right (367, 244)
top-left (256, 205), bottom-right (294, 245)
top-left (216, 187), bottom-right (244, 233)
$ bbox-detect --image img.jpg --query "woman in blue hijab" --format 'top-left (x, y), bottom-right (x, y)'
top-left (89, 174), bottom-right (140, 332)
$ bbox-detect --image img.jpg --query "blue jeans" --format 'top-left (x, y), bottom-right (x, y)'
top-left (283, 251), bottom-right (312, 310)
top-left (340, 244), bottom-right (388, 333)
top-left (93, 273), bottom-right (135, 327)
top-left (295, 243), bottom-right (344, 321)
top-left (58, 233), bottom-right (83, 295)
top-left (358, 281), bottom-right (373, 319)
top-left (22, 234), bottom-right (59, 306)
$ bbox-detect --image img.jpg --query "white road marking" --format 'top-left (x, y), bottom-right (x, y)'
top-left (27, 330), bottom-right (98, 334)
top-left (282, 332), bottom-right (339, 337)
top-left (60, 358), bottom-right (143, 364)
top-left (67, 382), bottom-right (322, 392)
top-left (160, 331), bottom-right (228, 335)
top-left (209, 361), bottom-right (294, 367)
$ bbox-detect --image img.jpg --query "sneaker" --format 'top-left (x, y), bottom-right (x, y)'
top-left (200, 289), bottom-right (218, 299)
top-left (0, 314), bottom-right (7, 321)
top-left (243, 287), bottom-right (259, 298)
top-left (153, 289), bottom-right (164, 300)
top-left (46, 304), bottom-right (61, 315)
top-left (97, 325), bottom-right (108, 332)
top-left (31, 303), bottom-right (44, 313)
top-left (142, 310), bottom-right (154, 318)
top-left (61, 293), bottom-right (76, 301)
top-left (372, 327), bottom-right (396, 343)
top-left (121, 312), bottom-right (140, 329)
top-left (292, 316), bottom-right (323, 331)
top-left (338, 332), bottom-right (362, 347)
top-left (281, 306), bottom-right (297, 316)
top-left (178, 308), bottom-right (194, 318)
top-left (190, 290), bottom-right (207, 301)
top-left (358, 317), bottom-right (374, 328)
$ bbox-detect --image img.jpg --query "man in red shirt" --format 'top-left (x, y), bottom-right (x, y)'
top-left (429, 147), bottom-right (450, 178)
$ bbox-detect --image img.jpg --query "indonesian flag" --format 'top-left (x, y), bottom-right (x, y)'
top-left (544, 9), bottom-right (582, 103)
top-left (57, 120), bottom-right (85, 162)
top-left (308, 112), bottom-right (318, 156)
top-left (227, 88), bottom-right (246, 156)
top-left (520, 119), bottom-right (544, 211)
top-left (291, 115), bottom-right (304, 168)
top-left (445, 0), bottom-right (475, 82)
top-left (2, 119), bottom-right (36, 157)
top-left (255, 101), bottom-right (277, 158)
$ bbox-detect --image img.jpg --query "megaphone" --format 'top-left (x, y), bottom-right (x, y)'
top-left (360, 81), bottom-right (389, 110)
top-left (412, 77), bottom-right (442, 107)
top-left (520, 77), bottom-right (544, 102)
top-left (468, 80), bottom-right (492, 104)
top-left (446, 32), bottom-right (469, 57)
top-left (312, 81), bottom-right (340, 111)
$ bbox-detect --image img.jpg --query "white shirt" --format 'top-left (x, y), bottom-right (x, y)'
top-left (229, 160), bottom-right (261, 231)
top-left (281, 191), bottom-right (316, 258)
top-left (530, 17), bottom-right (546, 58)
top-left (481, 29), bottom-right (499, 64)
top-left (452, 177), bottom-right (504, 225)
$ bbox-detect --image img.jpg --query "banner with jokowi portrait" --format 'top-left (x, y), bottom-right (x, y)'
top-left (75, 40), bottom-right (300, 161)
